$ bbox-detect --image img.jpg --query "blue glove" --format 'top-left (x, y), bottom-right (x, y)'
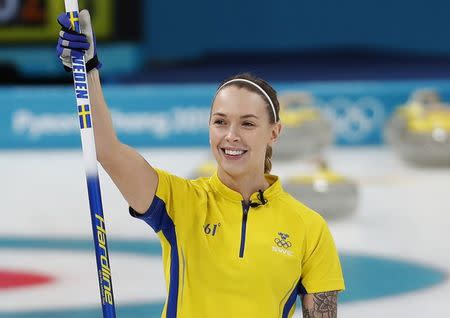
top-left (56, 9), bottom-right (101, 72)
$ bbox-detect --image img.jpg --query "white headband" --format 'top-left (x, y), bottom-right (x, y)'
top-left (216, 78), bottom-right (278, 122)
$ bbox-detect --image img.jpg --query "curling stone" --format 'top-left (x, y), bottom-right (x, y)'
top-left (385, 89), bottom-right (450, 166)
top-left (190, 160), bottom-right (217, 179)
top-left (275, 92), bottom-right (333, 160)
top-left (283, 161), bottom-right (358, 220)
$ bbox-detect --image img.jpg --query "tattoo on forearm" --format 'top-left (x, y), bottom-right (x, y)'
top-left (302, 291), bottom-right (337, 318)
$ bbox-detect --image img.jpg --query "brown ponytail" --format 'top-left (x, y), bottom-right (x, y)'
top-left (264, 145), bottom-right (273, 174)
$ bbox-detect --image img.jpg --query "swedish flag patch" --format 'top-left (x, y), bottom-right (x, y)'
top-left (68, 11), bottom-right (80, 33)
top-left (78, 104), bottom-right (92, 129)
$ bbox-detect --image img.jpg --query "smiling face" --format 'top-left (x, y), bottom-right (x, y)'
top-left (209, 85), bottom-right (281, 179)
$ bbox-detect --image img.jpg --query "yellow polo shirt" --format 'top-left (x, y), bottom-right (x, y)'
top-left (130, 168), bottom-right (345, 318)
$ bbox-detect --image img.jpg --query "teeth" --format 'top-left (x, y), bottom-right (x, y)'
top-left (224, 149), bottom-right (245, 156)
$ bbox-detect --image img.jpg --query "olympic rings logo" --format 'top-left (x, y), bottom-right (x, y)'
top-left (278, 92), bottom-right (386, 143)
top-left (322, 97), bottom-right (386, 142)
top-left (274, 238), bottom-right (292, 249)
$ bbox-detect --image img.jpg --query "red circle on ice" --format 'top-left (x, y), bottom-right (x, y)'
top-left (0, 270), bottom-right (53, 289)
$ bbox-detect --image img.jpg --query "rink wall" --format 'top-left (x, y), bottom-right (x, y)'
top-left (2, 80), bottom-right (450, 149)
top-left (143, 0), bottom-right (450, 61)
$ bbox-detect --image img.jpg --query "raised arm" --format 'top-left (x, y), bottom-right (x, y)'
top-left (301, 291), bottom-right (338, 318)
top-left (57, 10), bottom-right (157, 213)
top-left (88, 69), bottom-right (158, 213)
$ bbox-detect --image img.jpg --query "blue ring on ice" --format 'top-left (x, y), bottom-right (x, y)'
top-left (0, 237), bottom-right (446, 317)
